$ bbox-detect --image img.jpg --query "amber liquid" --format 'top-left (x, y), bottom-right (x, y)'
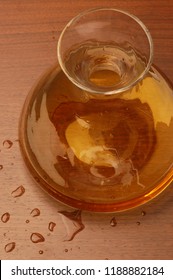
top-left (21, 44), bottom-right (173, 212)
top-left (64, 41), bottom-right (146, 93)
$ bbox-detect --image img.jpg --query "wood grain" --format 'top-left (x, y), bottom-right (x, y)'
top-left (0, 0), bottom-right (173, 260)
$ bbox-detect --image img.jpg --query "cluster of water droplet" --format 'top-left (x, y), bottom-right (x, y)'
top-left (0, 138), bottom-right (147, 256)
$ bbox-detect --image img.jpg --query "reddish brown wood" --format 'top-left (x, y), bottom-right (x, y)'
top-left (0, 0), bottom-right (173, 260)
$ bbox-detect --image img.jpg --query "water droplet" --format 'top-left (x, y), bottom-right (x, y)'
top-left (141, 211), bottom-right (146, 216)
top-left (64, 249), bottom-right (68, 252)
top-left (30, 208), bottom-right (40, 217)
top-left (11, 185), bottom-right (25, 197)
top-left (25, 220), bottom-right (30, 223)
top-left (4, 242), bottom-right (16, 253)
top-left (39, 250), bottom-right (44, 254)
top-left (3, 140), bottom-right (13, 149)
top-left (0, 164), bottom-right (3, 170)
top-left (48, 222), bottom-right (56, 232)
top-left (58, 210), bottom-right (85, 241)
top-left (1, 212), bottom-right (10, 223)
top-left (30, 233), bottom-right (45, 243)
top-left (136, 221), bottom-right (141, 225)
top-left (110, 217), bottom-right (117, 227)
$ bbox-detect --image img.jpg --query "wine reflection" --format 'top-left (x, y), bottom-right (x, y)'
top-left (20, 65), bottom-right (173, 211)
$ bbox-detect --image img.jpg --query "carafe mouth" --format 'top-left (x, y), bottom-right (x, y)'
top-left (57, 8), bottom-right (153, 95)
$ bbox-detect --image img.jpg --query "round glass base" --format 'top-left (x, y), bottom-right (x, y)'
top-left (19, 63), bottom-right (173, 212)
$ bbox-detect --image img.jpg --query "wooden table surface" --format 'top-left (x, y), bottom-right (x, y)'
top-left (0, 0), bottom-right (173, 260)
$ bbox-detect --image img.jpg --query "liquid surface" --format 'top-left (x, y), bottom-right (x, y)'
top-left (30, 208), bottom-right (40, 217)
top-left (4, 242), bottom-right (16, 253)
top-left (30, 233), bottom-right (45, 243)
top-left (3, 140), bottom-right (13, 149)
top-left (48, 222), bottom-right (56, 232)
top-left (11, 185), bottom-right (25, 198)
top-left (19, 47), bottom-right (173, 212)
top-left (110, 217), bottom-right (117, 227)
top-left (1, 212), bottom-right (10, 223)
top-left (64, 42), bottom-right (145, 93)
top-left (58, 210), bottom-right (84, 241)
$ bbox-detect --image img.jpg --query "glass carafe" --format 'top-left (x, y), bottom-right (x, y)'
top-left (19, 8), bottom-right (173, 212)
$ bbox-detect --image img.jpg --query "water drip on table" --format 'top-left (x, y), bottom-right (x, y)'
top-left (30, 208), bottom-right (40, 217)
top-left (48, 222), bottom-right (56, 232)
top-left (3, 140), bottom-right (13, 149)
top-left (0, 164), bottom-right (3, 170)
top-left (141, 211), bottom-right (146, 216)
top-left (11, 185), bottom-right (25, 197)
top-left (1, 212), bottom-right (10, 223)
top-left (136, 221), bottom-right (141, 225)
top-left (110, 217), bottom-right (117, 227)
top-left (4, 242), bottom-right (16, 253)
top-left (58, 210), bottom-right (85, 241)
top-left (30, 233), bottom-right (45, 243)
top-left (39, 250), bottom-right (44, 254)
